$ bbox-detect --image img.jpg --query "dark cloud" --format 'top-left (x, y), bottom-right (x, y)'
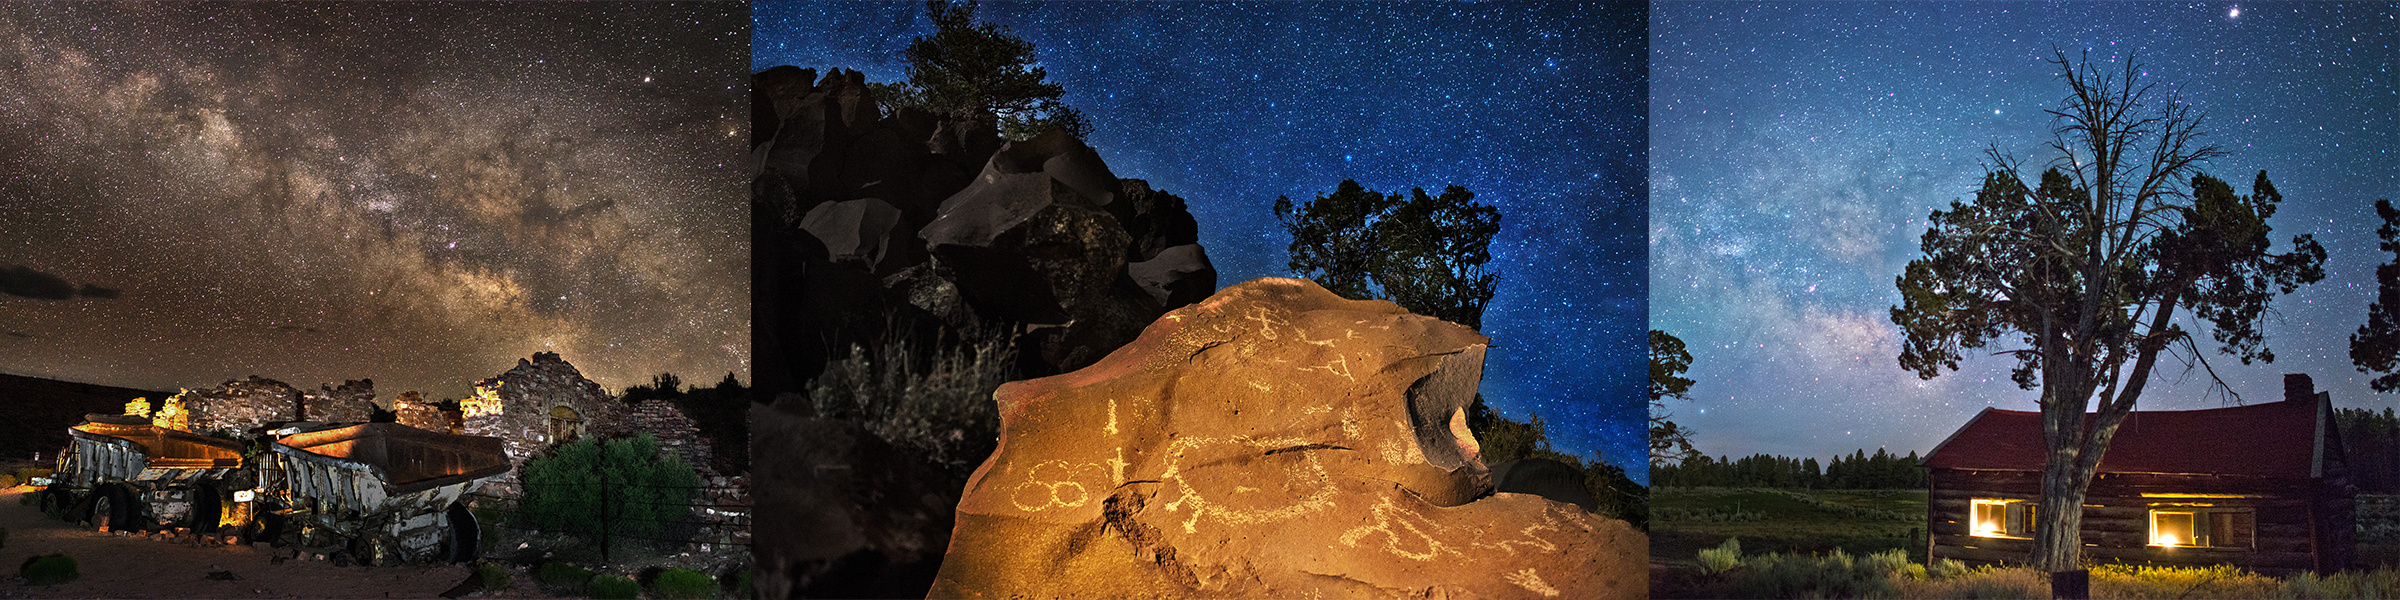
top-left (76, 284), bottom-right (119, 299)
top-left (0, 265), bottom-right (77, 300)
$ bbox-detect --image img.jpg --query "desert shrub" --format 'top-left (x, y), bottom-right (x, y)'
top-left (517, 434), bottom-right (703, 546)
top-left (804, 322), bottom-right (1014, 475)
top-left (1722, 548), bottom-right (1906, 599)
top-left (726, 568), bottom-right (751, 598)
top-left (1894, 565), bottom-right (2047, 599)
top-left (1926, 558), bottom-right (1973, 580)
top-left (13, 467), bottom-right (50, 483)
top-left (0, 473), bottom-right (17, 488)
top-left (20, 553), bottom-right (78, 585)
top-left (2091, 563), bottom-right (2277, 599)
top-left (535, 562), bottom-right (596, 593)
top-left (1699, 537), bottom-right (1743, 574)
top-left (474, 561), bottom-right (511, 591)
top-left (651, 568), bottom-right (715, 599)
top-left (2272, 565), bottom-right (2400, 599)
top-left (1656, 507), bottom-right (1767, 523)
top-left (590, 574), bottom-right (640, 600)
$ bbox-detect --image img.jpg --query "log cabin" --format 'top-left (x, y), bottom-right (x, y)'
top-left (1921, 373), bottom-right (2357, 575)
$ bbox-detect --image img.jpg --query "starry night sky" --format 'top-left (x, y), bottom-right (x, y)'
top-left (1652, 2), bottom-right (2397, 464)
top-left (0, 3), bottom-right (749, 403)
top-left (754, 1), bottom-right (1651, 476)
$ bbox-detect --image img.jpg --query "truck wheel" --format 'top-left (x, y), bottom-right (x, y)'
top-left (250, 511), bottom-right (287, 547)
top-left (91, 491), bottom-right (116, 532)
top-left (443, 504), bottom-right (479, 563)
top-left (38, 487), bottom-right (67, 519)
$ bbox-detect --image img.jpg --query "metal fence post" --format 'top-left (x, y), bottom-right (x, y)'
top-left (600, 472), bottom-right (611, 562)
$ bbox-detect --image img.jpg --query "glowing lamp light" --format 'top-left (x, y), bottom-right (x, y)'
top-left (1974, 521), bottom-right (2000, 537)
top-left (2153, 532), bottom-right (2179, 546)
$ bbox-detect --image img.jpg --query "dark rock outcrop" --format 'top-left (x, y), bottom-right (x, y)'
top-left (1492, 458), bottom-right (1601, 515)
top-left (751, 406), bottom-right (960, 600)
top-left (751, 66), bottom-right (1216, 392)
top-left (928, 278), bottom-right (1645, 599)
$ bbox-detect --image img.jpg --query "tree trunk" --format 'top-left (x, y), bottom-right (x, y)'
top-left (2030, 444), bottom-right (2096, 572)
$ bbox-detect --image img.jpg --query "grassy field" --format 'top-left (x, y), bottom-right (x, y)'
top-left (1652, 486), bottom-right (1929, 570)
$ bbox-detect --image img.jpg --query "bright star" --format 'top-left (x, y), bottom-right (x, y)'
top-left (2229, 6), bottom-right (2240, 18)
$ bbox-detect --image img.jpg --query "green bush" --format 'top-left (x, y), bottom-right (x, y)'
top-left (20, 553), bottom-right (78, 586)
top-left (1723, 548), bottom-right (1904, 599)
top-left (12, 467), bottom-right (50, 483)
top-left (518, 434), bottom-right (703, 546)
top-left (803, 322), bottom-right (1013, 475)
top-left (535, 562), bottom-right (596, 593)
top-left (727, 568), bottom-right (751, 598)
top-left (475, 561), bottom-right (511, 592)
top-left (651, 568), bottom-right (715, 599)
top-left (1698, 537), bottom-right (1742, 574)
top-left (590, 574), bottom-right (640, 600)
top-left (2273, 566), bottom-right (2400, 599)
top-left (0, 473), bottom-right (18, 488)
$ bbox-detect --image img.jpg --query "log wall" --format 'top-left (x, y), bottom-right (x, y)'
top-left (1927, 468), bottom-right (2338, 574)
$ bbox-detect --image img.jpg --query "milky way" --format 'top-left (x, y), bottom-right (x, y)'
top-left (1652, 2), bottom-right (2397, 463)
top-left (0, 3), bottom-right (749, 402)
top-left (754, 1), bottom-right (1651, 476)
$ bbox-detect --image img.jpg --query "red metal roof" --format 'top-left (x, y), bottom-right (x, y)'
top-left (1923, 381), bottom-right (2328, 478)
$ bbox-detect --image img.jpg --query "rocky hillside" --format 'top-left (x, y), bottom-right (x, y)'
top-left (750, 66), bottom-right (1217, 396)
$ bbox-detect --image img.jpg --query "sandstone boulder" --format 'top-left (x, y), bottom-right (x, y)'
top-left (930, 278), bottom-right (1645, 599)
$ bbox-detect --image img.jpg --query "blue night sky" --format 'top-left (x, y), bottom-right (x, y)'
top-left (1652, 3), bottom-right (2397, 464)
top-left (755, 1), bottom-right (1650, 478)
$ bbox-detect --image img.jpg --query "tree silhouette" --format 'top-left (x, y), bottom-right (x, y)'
top-left (2352, 199), bottom-right (2400, 392)
top-left (1650, 329), bottom-right (1699, 466)
top-left (1273, 180), bottom-right (1501, 329)
top-left (1890, 49), bottom-right (2323, 579)
top-left (890, 0), bottom-right (1090, 140)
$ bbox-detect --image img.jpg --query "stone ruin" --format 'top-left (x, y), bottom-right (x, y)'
top-left (391, 390), bottom-right (461, 434)
top-left (141, 376), bottom-right (379, 436)
top-left (632, 398), bottom-right (716, 479)
top-left (461, 351), bottom-right (630, 481)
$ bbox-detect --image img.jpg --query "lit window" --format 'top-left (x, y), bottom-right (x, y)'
top-left (2149, 507), bottom-right (2253, 549)
top-left (1971, 498), bottom-right (2035, 538)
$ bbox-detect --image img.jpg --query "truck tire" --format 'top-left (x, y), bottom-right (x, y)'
top-left (191, 484), bottom-right (222, 533)
top-left (38, 487), bottom-right (67, 520)
top-left (91, 489), bottom-right (119, 531)
top-left (443, 504), bottom-right (479, 563)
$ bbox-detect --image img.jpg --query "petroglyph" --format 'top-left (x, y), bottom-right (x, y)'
top-left (1105, 398), bottom-right (1119, 435)
top-left (1158, 435), bottom-right (1338, 533)
top-left (1011, 460), bottom-right (1111, 512)
top-left (1505, 568), bottom-right (1561, 597)
top-left (1300, 356), bottom-right (1356, 381)
top-left (1338, 495), bottom-right (1459, 561)
top-left (1469, 503), bottom-right (1568, 556)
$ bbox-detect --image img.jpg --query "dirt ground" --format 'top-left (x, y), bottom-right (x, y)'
top-left (0, 483), bottom-right (535, 599)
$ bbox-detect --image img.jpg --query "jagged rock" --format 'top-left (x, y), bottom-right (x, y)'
top-left (1127, 244), bottom-right (1216, 310)
top-left (462, 352), bottom-right (628, 489)
top-left (1491, 459), bottom-right (1600, 515)
top-left (302, 379), bottom-right (375, 424)
top-left (930, 278), bottom-right (1644, 599)
top-left (1116, 180), bottom-right (1202, 262)
top-left (752, 404), bottom-right (959, 600)
top-left (798, 198), bottom-right (906, 274)
top-left (882, 263), bottom-right (971, 332)
top-left (921, 130), bottom-right (1162, 374)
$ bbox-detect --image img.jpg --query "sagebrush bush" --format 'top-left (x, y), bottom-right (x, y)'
top-left (1724, 548), bottom-right (1905, 599)
top-left (20, 553), bottom-right (78, 586)
top-left (0, 473), bottom-right (18, 488)
top-left (2273, 566), bottom-right (2400, 599)
top-left (474, 561), bottom-right (511, 591)
top-left (652, 568), bottom-right (716, 599)
top-left (1699, 537), bottom-right (1742, 574)
top-left (534, 562), bottom-right (595, 593)
top-left (590, 574), bottom-right (640, 600)
top-left (804, 322), bottom-right (1014, 473)
top-left (517, 434), bottom-right (703, 546)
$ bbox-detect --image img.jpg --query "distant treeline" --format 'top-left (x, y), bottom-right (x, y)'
top-left (2341, 407), bottom-right (2400, 493)
top-left (1654, 447), bottom-right (1928, 490)
top-left (1652, 408), bottom-right (2397, 492)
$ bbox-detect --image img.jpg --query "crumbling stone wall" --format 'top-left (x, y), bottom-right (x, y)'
top-left (631, 399), bottom-right (715, 478)
top-left (393, 391), bottom-right (458, 434)
top-left (462, 352), bottom-right (628, 481)
top-left (302, 379), bottom-right (376, 423)
top-left (174, 376), bottom-right (303, 435)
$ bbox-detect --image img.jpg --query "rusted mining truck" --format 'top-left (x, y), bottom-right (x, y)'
top-left (257, 422), bottom-right (509, 566)
top-left (37, 414), bottom-right (252, 535)
top-left (39, 417), bottom-right (508, 566)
